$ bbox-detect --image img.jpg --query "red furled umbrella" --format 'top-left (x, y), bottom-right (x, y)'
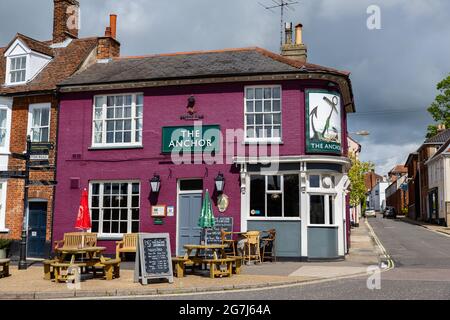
top-left (75, 188), bottom-right (91, 231)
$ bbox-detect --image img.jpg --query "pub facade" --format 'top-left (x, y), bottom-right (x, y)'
top-left (53, 24), bottom-right (356, 260)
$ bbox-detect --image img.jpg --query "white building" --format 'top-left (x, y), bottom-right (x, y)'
top-left (369, 181), bottom-right (388, 212)
top-left (426, 139), bottom-right (450, 226)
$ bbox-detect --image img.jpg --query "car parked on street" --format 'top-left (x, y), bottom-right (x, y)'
top-left (383, 206), bottom-right (397, 219)
top-left (365, 208), bottom-right (376, 217)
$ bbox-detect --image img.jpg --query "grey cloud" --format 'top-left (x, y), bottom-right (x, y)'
top-left (1, 0), bottom-right (449, 174)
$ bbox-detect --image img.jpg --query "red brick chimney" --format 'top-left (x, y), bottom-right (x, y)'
top-left (97, 14), bottom-right (121, 60)
top-left (53, 0), bottom-right (80, 43)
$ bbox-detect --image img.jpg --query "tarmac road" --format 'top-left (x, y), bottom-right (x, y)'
top-left (134, 215), bottom-right (450, 300)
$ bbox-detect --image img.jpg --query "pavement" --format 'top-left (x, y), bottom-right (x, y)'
top-left (0, 221), bottom-right (383, 300)
top-left (400, 216), bottom-right (450, 237)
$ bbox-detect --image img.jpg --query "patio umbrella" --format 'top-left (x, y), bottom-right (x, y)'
top-left (198, 189), bottom-right (215, 229)
top-left (75, 188), bottom-right (91, 231)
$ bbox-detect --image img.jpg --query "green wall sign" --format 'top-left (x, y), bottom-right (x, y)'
top-left (161, 125), bottom-right (221, 153)
top-left (305, 90), bottom-right (342, 155)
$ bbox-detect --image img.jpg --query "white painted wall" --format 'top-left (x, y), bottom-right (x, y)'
top-left (369, 182), bottom-right (388, 212)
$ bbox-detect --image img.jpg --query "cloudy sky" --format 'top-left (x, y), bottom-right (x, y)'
top-left (1, 0), bottom-right (449, 174)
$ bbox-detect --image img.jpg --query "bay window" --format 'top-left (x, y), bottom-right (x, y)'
top-left (244, 86), bottom-right (282, 142)
top-left (92, 93), bottom-right (143, 147)
top-left (89, 181), bottom-right (140, 237)
top-left (250, 174), bottom-right (299, 218)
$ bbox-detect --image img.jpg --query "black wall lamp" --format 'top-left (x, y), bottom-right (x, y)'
top-left (215, 172), bottom-right (225, 193)
top-left (150, 174), bottom-right (161, 193)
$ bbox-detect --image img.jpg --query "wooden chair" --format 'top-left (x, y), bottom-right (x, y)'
top-left (260, 229), bottom-right (276, 262)
top-left (116, 233), bottom-right (137, 260)
top-left (242, 231), bottom-right (262, 264)
top-left (220, 229), bottom-right (237, 257)
top-left (100, 256), bottom-right (121, 280)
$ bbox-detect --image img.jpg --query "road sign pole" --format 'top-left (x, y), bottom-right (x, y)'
top-left (18, 136), bottom-right (31, 270)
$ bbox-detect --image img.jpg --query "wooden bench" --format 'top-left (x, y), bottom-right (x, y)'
top-left (116, 233), bottom-right (137, 260)
top-left (43, 259), bottom-right (59, 280)
top-left (100, 257), bottom-right (121, 280)
top-left (0, 259), bottom-right (10, 278)
top-left (54, 233), bottom-right (97, 252)
top-left (226, 256), bottom-right (243, 275)
top-left (50, 262), bottom-right (87, 283)
top-left (203, 258), bottom-right (236, 278)
top-left (171, 257), bottom-right (191, 278)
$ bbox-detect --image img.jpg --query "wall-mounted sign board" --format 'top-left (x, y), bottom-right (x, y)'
top-left (305, 90), bottom-right (342, 155)
top-left (161, 125), bottom-right (221, 153)
top-left (134, 233), bottom-right (173, 285)
top-left (151, 205), bottom-right (166, 217)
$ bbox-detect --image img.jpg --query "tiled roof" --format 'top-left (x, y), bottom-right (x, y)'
top-left (0, 36), bottom-right (98, 95)
top-left (14, 33), bottom-right (54, 57)
top-left (389, 165), bottom-right (407, 175)
top-left (60, 47), bottom-right (350, 86)
top-left (424, 129), bottom-right (450, 144)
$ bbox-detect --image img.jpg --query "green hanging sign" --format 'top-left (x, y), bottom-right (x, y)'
top-left (305, 90), bottom-right (342, 155)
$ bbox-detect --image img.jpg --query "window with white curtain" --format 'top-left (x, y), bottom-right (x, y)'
top-left (9, 56), bottom-right (27, 84)
top-left (92, 94), bottom-right (143, 147)
top-left (29, 103), bottom-right (50, 142)
top-left (0, 109), bottom-right (7, 147)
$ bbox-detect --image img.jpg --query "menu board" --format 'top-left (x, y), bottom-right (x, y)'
top-left (134, 233), bottom-right (173, 285)
top-left (204, 216), bottom-right (233, 245)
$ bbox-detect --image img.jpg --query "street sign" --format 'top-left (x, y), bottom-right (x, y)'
top-left (27, 180), bottom-right (57, 186)
top-left (30, 142), bottom-right (54, 151)
top-left (11, 153), bottom-right (27, 160)
top-left (0, 171), bottom-right (26, 179)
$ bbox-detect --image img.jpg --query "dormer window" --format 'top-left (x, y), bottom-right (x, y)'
top-left (4, 37), bottom-right (52, 86)
top-left (9, 56), bottom-right (27, 84)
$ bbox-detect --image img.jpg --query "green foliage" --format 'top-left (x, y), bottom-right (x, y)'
top-left (348, 155), bottom-right (374, 208)
top-left (427, 74), bottom-right (450, 138)
top-left (0, 239), bottom-right (11, 250)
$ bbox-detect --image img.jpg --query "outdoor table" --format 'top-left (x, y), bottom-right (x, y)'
top-left (55, 246), bottom-right (107, 265)
top-left (183, 244), bottom-right (227, 262)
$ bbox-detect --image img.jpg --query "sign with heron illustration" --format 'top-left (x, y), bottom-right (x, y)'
top-left (306, 90), bottom-right (342, 154)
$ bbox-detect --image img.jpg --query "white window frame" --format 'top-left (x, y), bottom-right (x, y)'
top-left (248, 173), bottom-right (301, 220)
top-left (91, 93), bottom-right (144, 148)
top-left (88, 180), bottom-right (140, 240)
top-left (307, 173), bottom-right (337, 227)
top-left (244, 85), bottom-right (282, 144)
top-left (8, 55), bottom-right (27, 85)
top-left (308, 193), bottom-right (336, 227)
top-left (28, 103), bottom-right (51, 143)
top-left (0, 180), bottom-right (8, 232)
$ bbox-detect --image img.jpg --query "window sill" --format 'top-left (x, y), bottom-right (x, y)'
top-left (247, 217), bottom-right (301, 221)
top-left (243, 140), bottom-right (283, 145)
top-left (0, 228), bottom-right (10, 233)
top-left (307, 224), bottom-right (339, 228)
top-left (97, 234), bottom-right (124, 241)
top-left (89, 145), bottom-right (143, 151)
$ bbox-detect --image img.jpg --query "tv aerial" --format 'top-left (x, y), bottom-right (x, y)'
top-left (259, 0), bottom-right (300, 48)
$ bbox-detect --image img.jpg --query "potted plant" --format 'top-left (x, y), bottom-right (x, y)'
top-left (0, 239), bottom-right (11, 259)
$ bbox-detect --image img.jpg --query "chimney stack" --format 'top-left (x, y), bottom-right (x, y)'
top-left (53, 0), bottom-right (79, 43)
top-left (97, 14), bottom-right (121, 60)
top-left (281, 22), bottom-right (308, 63)
top-left (437, 124), bottom-right (447, 133)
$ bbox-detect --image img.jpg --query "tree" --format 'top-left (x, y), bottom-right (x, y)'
top-left (348, 155), bottom-right (374, 212)
top-left (427, 74), bottom-right (450, 138)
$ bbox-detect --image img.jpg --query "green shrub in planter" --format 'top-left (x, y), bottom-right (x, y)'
top-left (0, 239), bottom-right (11, 259)
top-left (0, 239), bottom-right (11, 250)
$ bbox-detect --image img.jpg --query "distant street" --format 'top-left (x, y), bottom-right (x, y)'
top-left (134, 215), bottom-right (450, 300)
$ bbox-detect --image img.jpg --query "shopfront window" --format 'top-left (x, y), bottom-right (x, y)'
top-left (250, 174), bottom-right (299, 218)
top-left (92, 93), bottom-right (143, 147)
top-left (90, 181), bottom-right (140, 236)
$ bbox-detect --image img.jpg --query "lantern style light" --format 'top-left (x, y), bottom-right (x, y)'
top-left (150, 174), bottom-right (161, 193)
top-left (215, 173), bottom-right (225, 193)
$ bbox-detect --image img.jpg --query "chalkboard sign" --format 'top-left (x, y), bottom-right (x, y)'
top-left (204, 216), bottom-right (233, 245)
top-left (134, 233), bottom-right (174, 285)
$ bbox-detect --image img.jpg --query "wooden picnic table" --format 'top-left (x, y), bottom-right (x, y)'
top-left (55, 246), bottom-right (107, 265)
top-left (183, 244), bottom-right (227, 261)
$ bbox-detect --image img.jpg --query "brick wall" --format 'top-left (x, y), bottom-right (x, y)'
top-left (0, 94), bottom-right (58, 242)
top-left (53, 0), bottom-right (80, 43)
top-left (96, 37), bottom-right (120, 60)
